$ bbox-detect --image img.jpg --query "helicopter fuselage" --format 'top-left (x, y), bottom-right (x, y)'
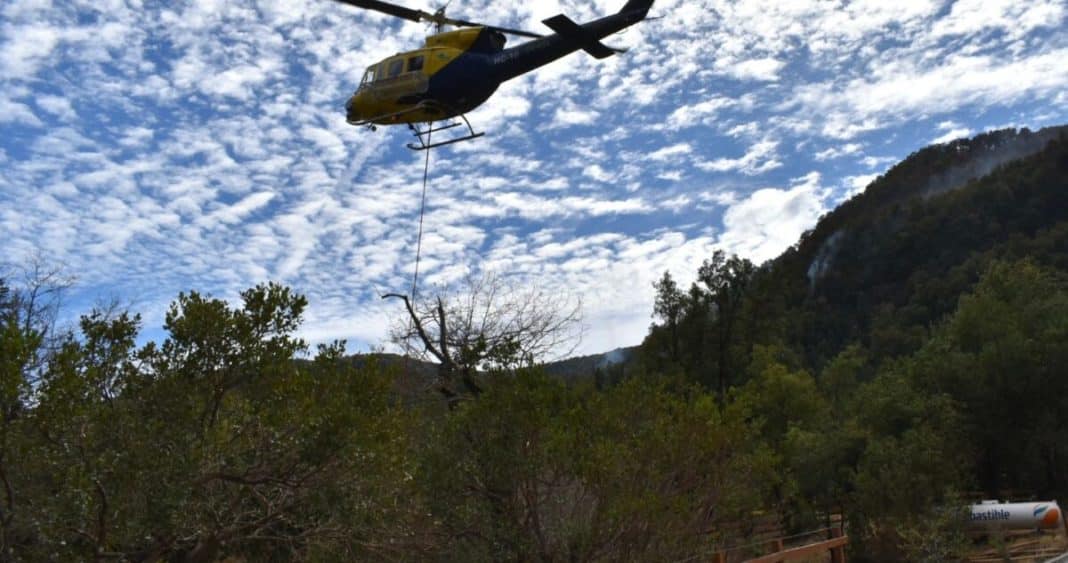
top-left (346, 27), bottom-right (502, 125)
top-left (345, 0), bottom-right (653, 126)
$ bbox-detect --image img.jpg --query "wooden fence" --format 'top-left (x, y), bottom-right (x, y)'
top-left (709, 526), bottom-right (848, 563)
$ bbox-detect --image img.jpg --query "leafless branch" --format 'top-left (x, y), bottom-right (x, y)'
top-left (384, 272), bottom-right (584, 382)
top-left (382, 293), bottom-right (445, 364)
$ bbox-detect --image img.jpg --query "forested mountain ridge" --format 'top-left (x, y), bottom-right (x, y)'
top-left (642, 125), bottom-right (1068, 374)
top-left (638, 124), bottom-right (1068, 542)
top-left (784, 125), bottom-right (1068, 366)
top-left (798, 126), bottom-right (1063, 363)
top-left (806, 125), bottom-right (1067, 236)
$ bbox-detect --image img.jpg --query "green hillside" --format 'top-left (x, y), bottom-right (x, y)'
top-left (781, 125), bottom-right (1068, 366)
top-left (639, 125), bottom-right (1068, 530)
top-left (642, 125), bottom-right (1068, 374)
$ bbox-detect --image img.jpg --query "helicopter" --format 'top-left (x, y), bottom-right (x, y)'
top-left (334, 0), bottom-right (656, 150)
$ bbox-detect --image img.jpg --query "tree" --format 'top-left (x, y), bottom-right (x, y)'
top-left (0, 259), bottom-right (74, 387)
top-left (819, 343), bottom-right (868, 407)
top-left (910, 259), bottom-right (1068, 494)
top-left (418, 372), bottom-right (774, 561)
top-left (845, 367), bottom-right (970, 561)
top-left (0, 261), bottom-right (74, 556)
top-left (734, 345), bottom-right (829, 448)
top-left (16, 283), bottom-right (413, 561)
top-left (652, 271), bottom-right (685, 362)
top-left (731, 345), bottom-right (830, 530)
top-left (697, 251), bottom-right (755, 397)
top-left (385, 272), bottom-right (582, 403)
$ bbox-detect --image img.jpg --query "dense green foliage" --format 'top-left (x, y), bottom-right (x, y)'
top-left (1, 283), bottom-right (416, 561)
top-left (1, 127), bottom-right (1065, 560)
top-left (771, 125), bottom-right (1068, 367)
top-left (0, 280), bottom-right (783, 561)
top-left (638, 127), bottom-right (1068, 558)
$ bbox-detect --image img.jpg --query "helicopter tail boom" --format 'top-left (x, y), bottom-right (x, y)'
top-left (490, 0), bottom-right (655, 82)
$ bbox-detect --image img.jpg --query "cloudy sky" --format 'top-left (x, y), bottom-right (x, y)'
top-left (2, 0), bottom-right (1066, 356)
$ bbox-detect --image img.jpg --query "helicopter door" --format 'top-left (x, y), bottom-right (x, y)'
top-left (368, 54), bottom-right (429, 103)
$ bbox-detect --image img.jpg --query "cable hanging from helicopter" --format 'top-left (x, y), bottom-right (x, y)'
top-left (333, 0), bottom-right (656, 150)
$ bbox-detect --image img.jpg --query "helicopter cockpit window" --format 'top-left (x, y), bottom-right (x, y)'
top-left (387, 59), bottom-right (404, 78)
top-left (408, 55), bottom-right (424, 73)
top-left (361, 66), bottom-right (377, 86)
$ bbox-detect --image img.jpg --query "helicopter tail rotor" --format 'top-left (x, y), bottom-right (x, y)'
top-left (541, 15), bottom-right (616, 59)
top-left (620, 0), bottom-right (655, 17)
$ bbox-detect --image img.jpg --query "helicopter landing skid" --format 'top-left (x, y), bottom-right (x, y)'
top-left (407, 115), bottom-right (484, 152)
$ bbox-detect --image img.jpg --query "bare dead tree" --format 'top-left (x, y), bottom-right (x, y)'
top-left (383, 272), bottom-right (583, 402)
top-left (4, 257), bottom-right (76, 380)
top-left (0, 257), bottom-right (74, 554)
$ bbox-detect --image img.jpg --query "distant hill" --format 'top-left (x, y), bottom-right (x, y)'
top-left (540, 346), bottom-right (638, 380)
top-left (341, 346), bottom-right (639, 398)
top-left (339, 352), bottom-right (438, 399)
top-left (343, 348), bottom-right (632, 382)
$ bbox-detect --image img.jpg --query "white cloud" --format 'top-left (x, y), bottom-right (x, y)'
top-left (667, 97), bottom-right (734, 128)
top-left (200, 191), bottom-right (276, 226)
top-left (0, 24), bottom-right (62, 78)
top-left (0, 95), bottom-right (40, 126)
top-left (931, 127), bottom-right (974, 145)
top-left (561, 196), bottom-right (652, 216)
top-left (550, 104), bottom-right (599, 128)
top-left (696, 140), bottom-right (782, 175)
top-left (790, 49), bottom-right (1068, 138)
top-left (843, 173), bottom-right (879, 198)
top-left (202, 62), bottom-right (282, 100)
top-left (582, 164), bottom-right (615, 183)
top-left (718, 172), bottom-right (830, 263)
top-left (35, 95), bottom-right (75, 121)
top-left (660, 194), bottom-right (691, 212)
top-left (861, 155), bottom-right (899, 170)
top-left (722, 57), bottom-right (785, 82)
top-left (932, 0), bottom-right (1065, 39)
top-left (647, 143), bottom-right (692, 162)
top-left (815, 143), bottom-right (863, 161)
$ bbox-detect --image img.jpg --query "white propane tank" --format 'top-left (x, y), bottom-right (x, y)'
top-left (968, 500), bottom-right (1063, 529)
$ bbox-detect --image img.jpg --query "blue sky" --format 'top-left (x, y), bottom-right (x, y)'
top-left (2, 0), bottom-right (1066, 357)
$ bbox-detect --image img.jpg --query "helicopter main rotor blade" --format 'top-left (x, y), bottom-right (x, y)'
top-left (332, 0), bottom-right (426, 23)
top-left (474, 24), bottom-right (546, 39)
top-left (441, 16), bottom-right (545, 39)
top-left (331, 0), bottom-right (546, 39)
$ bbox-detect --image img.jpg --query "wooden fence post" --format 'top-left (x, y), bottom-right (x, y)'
top-left (830, 527), bottom-right (847, 563)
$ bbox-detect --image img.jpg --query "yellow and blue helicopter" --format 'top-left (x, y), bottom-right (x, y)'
top-left (335, 0), bottom-right (656, 150)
